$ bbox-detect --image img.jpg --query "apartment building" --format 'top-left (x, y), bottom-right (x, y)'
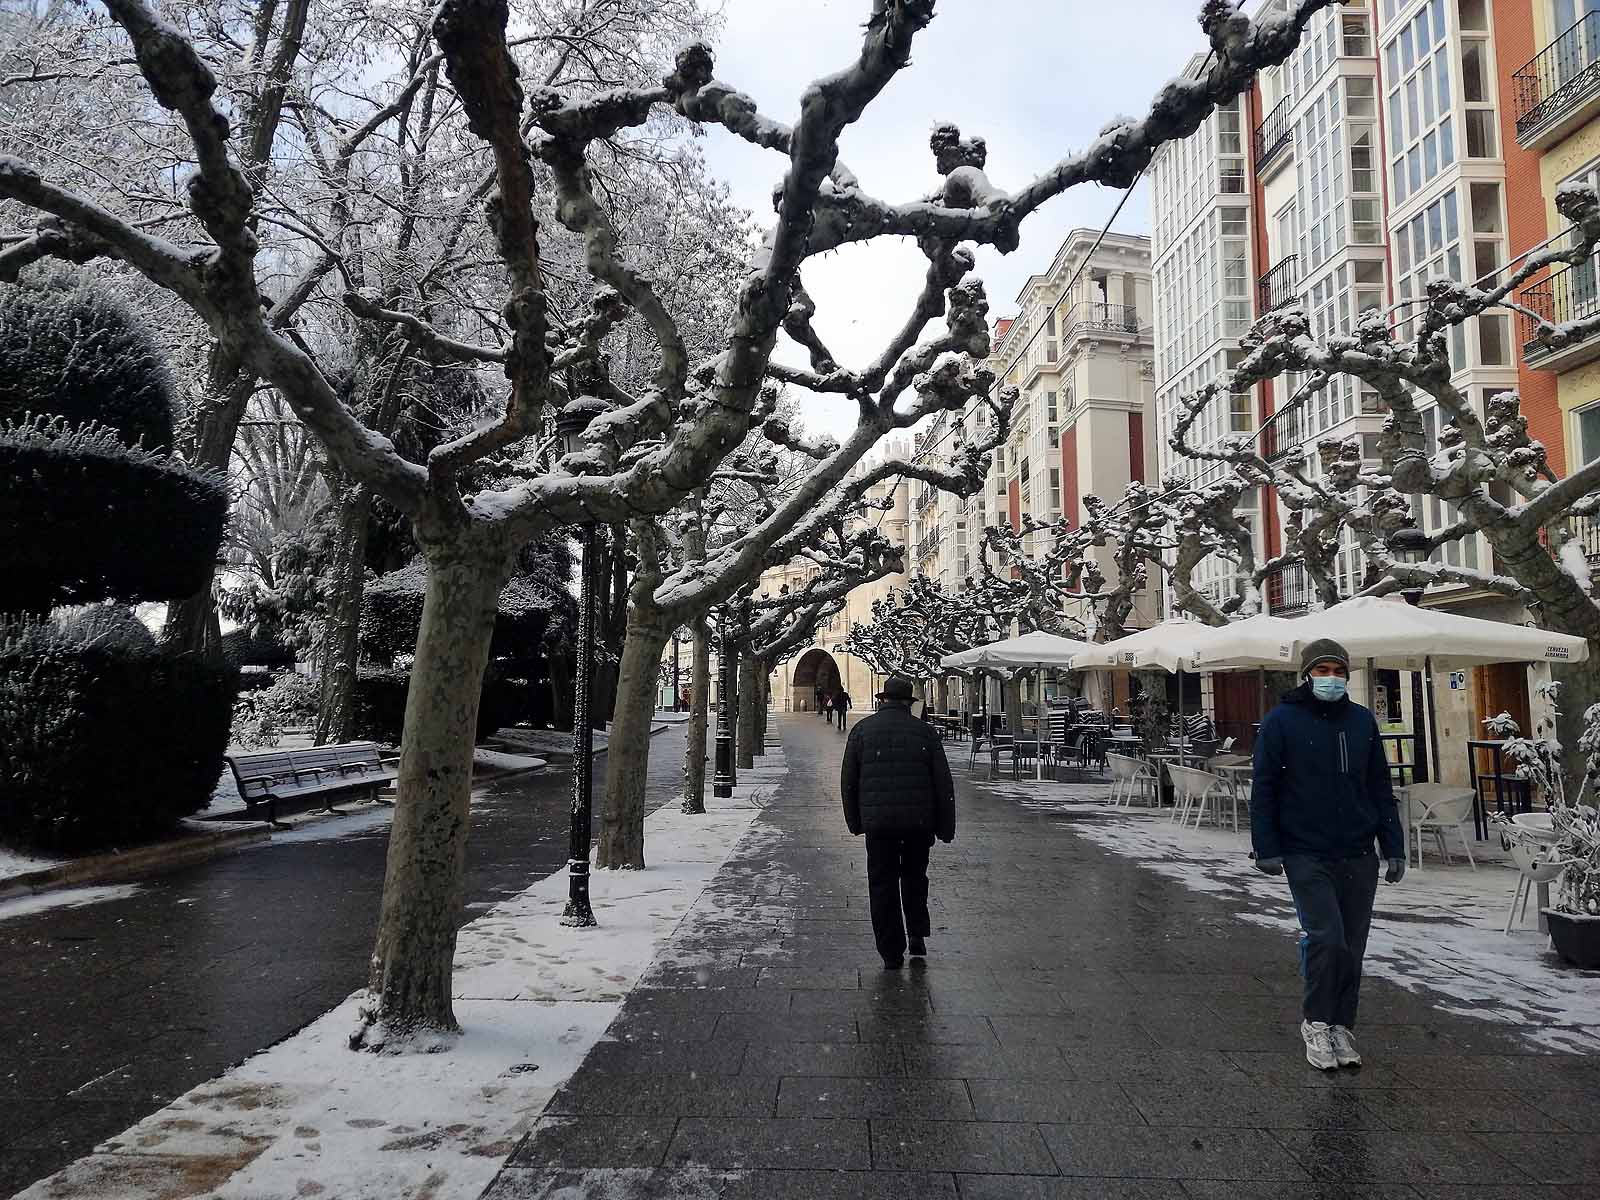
top-left (1148, 0), bottom-right (1564, 776)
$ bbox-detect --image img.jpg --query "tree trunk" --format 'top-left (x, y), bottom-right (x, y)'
top-left (315, 480), bottom-right (374, 745)
top-left (737, 652), bottom-right (758, 771)
top-left (161, 365), bottom-right (256, 655)
top-left (596, 615), bottom-right (670, 869)
top-left (549, 648), bottom-right (573, 731)
top-left (754, 661), bottom-right (770, 754)
top-left (352, 533), bottom-right (511, 1051)
top-left (682, 616), bottom-right (711, 813)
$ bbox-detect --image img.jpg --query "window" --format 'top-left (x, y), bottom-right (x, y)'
top-left (1465, 108), bottom-right (1496, 158)
top-left (1046, 390), bottom-right (1058, 424)
top-left (1342, 10), bottom-right (1371, 56)
top-left (1050, 468), bottom-right (1062, 513)
top-left (1385, 4), bottom-right (1454, 192)
top-left (1578, 401), bottom-right (1600, 464)
top-left (1346, 77), bottom-right (1375, 118)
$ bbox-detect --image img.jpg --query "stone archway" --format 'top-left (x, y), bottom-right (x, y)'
top-left (791, 648), bottom-right (842, 712)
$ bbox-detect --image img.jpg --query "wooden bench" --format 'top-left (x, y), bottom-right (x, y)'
top-left (225, 741), bottom-right (398, 825)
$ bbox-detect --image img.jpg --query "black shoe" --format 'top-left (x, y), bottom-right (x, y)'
top-left (908, 936), bottom-right (927, 957)
top-left (882, 956), bottom-right (903, 970)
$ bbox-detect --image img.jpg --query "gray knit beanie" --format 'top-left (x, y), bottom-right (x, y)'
top-left (1300, 638), bottom-right (1350, 677)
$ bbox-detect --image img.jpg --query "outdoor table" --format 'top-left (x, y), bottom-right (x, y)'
top-left (1380, 732), bottom-right (1420, 788)
top-left (1213, 761), bottom-right (1253, 821)
top-left (1466, 740), bottom-right (1532, 840)
top-left (1104, 734), bottom-right (1144, 758)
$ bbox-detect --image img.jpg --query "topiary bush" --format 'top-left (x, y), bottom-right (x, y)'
top-left (359, 558), bottom-right (560, 667)
top-left (352, 666), bottom-right (520, 747)
top-left (0, 417), bottom-right (228, 612)
top-left (0, 276), bottom-right (177, 448)
top-left (0, 618), bottom-right (238, 852)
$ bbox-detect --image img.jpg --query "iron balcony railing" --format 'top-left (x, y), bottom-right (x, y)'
top-left (1263, 559), bottom-right (1316, 616)
top-left (1259, 399), bottom-right (1306, 462)
top-left (1517, 261), bottom-right (1600, 354)
top-left (1513, 12), bottom-right (1600, 140)
top-left (1062, 301), bottom-right (1141, 338)
top-left (1257, 254), bottom-right (1299, 315)
top-left (1254, 95), bottom-right (1293, 172)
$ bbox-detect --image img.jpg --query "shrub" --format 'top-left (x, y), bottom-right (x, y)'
top-left (0, 618), bottom-right (238, 853)
top-left (0, 417), bottom-right (228, 611)
top-left (51, 603), bottom-right (158, 654)
top-left (352, 666), bottom-right (520, 747)
top-left (0, 276), bottom-right (177, 449)
top-left (360, 558), bottom-right (563, 666)
top-left (230, 671), bottom-right (321, 749)
top-left (219, 628), bottom-right (298, 671)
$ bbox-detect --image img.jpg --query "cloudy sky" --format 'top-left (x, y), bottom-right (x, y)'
top-left (698, 0), bottom-right (1210, 438)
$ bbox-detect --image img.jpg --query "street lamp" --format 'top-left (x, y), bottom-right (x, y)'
top-left (557, 396), bottom-right (609, 928)
top-left (713, 603), bottom-right (735, 799)
top-left (1388, 526), bottom-right (1431, 607)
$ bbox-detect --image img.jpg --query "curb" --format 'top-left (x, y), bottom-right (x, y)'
top-left (0, 821), bottom-right (271, 901)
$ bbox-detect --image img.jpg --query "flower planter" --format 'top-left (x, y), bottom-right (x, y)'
top-left (1543, 909), bottom-right (1600, 969)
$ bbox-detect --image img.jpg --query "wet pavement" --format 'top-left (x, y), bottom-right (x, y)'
top-left (485, 713), bottom-right (1600, 1199)
top-left (0, 725), bottom-right (687, 1198)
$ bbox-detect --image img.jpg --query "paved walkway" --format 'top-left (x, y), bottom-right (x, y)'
top-left (484, 713), bottom-right (1600, 1198)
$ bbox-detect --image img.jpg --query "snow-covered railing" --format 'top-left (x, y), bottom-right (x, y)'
top-left (1517, 261), bottom-right (1600, 360)
top-left (1257, 254), bottom-right (1299, 315)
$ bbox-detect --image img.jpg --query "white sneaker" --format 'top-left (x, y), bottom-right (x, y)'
top-left (1330, 1025), bottom-right (1363, 1068)
top-left (1301, 1020), bottom-right (1337, 1071)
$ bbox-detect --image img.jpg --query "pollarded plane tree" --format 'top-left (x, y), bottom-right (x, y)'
top-left (843, 572), bottom-right (996, 682)
top-left (1167, 182), bottom-right (1600, 768)
top-left (0, 0), bottom-right (1350, 1048)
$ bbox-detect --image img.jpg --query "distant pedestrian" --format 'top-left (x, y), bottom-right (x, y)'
top-left (832, 687), bottom-right (852, 731)
top-left (1251, 638), bottom-right (1405, 1072)
top-left (816, 686), bottom-right (828, 720)
top-left (841, 677), bottom-right (955, 969)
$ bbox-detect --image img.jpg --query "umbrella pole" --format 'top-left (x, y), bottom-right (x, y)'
top-left (1366, 657), bottom-right (1376, 711)
top-left (1424, 655), bottom-right (1441, 784)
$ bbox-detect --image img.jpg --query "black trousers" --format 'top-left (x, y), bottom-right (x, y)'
top-left (1284, 851), bottom-right (1379, 1028)
top-left (865, 832), bottom-right (933, 961)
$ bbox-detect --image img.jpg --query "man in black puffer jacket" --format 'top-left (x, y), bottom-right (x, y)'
top-left (841, 676), bottom-right (956, 969)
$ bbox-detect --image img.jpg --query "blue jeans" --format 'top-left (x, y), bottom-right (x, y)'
top-left (1283, 851), bottom-right (1379, 1028)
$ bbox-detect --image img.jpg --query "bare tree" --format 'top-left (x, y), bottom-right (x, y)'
top-left (0, 0), bottom-right (1348, 1047)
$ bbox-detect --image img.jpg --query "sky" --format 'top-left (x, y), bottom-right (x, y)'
top-left (698, 0), bottom-right (1210, 439)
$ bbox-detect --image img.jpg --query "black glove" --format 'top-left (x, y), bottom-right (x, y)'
top-left (1254, 855), bottom-right (1284, 876)
top-left (1385, 857), bottom-right (1406, 884)
top-left (938, 833), bottom-right (953, 844)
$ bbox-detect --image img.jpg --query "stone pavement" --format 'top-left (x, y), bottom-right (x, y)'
top-left (482, 713), bottom-right (1600, 1199)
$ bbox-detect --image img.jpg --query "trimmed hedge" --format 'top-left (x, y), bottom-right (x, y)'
top-left (351, 666), bottom-right (521, 747)
top-left (359, 558), bottom-right (561, 667)
top-left (0, 277), bottom-right (177, 449)
top-left (219, 628), bottom-right (298, 670)
top-left (0, 620), bottom-right (238, 852)
top-left (0, 417), bottom-right (228, 610)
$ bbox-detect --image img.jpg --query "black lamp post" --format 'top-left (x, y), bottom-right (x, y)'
top-left (713, 605), bottom-right (735, 799)
top-left (558, 397), bottom-right (608, 928)
top-left (1389, 526), bottom-right (1431, 607)
top-left (1388, 524), bottom-right (1439, 784)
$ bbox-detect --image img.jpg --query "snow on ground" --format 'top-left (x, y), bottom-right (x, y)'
top-left (15, 750), bottom-right (789, 1200)
top-left (974, 771), bottom-right (1600, 1053)
top-left (0, 843), bottom-right (66, 884)
top-left (0, 884), bottom-right (141, 922)
top-left (472, 748), bottom-right (548, 775)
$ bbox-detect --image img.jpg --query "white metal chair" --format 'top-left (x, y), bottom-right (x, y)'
top-left (1408, 785), bottom-right (1478, 870)
top-left (1504, 836), bottom-right (1566, 934)
top-left (1168, 764), bottom-right (1228, 830)
top-left (1106, 752), bottom-right (1158, 808)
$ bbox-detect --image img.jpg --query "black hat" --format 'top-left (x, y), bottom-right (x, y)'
top-left (1300, 638), bottom-right (1350, 677)
top-left (876, 676), bottom-right (915, 702)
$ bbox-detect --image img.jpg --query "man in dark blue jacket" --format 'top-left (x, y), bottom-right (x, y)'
top-left (842, 677), bottom-right (956, 969)
top-left (1251, 638), bottom-right (1406, 1072)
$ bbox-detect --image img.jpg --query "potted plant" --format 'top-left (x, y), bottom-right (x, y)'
top-left (1487, 683), bottom-right (1600, 968)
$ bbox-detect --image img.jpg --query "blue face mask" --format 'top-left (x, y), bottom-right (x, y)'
top-left (1310, 676), bottom-right (1348, 702)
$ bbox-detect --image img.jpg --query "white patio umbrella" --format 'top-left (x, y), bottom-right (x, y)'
top-left (1270, 595), bottom-right (1589, 783)
top-left (940, 630), bottom-right (1097, 672)
top-left (1067, 618), bottom-right (1220, 750)
top-left (940, 631), bottom-right (1096, 780)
